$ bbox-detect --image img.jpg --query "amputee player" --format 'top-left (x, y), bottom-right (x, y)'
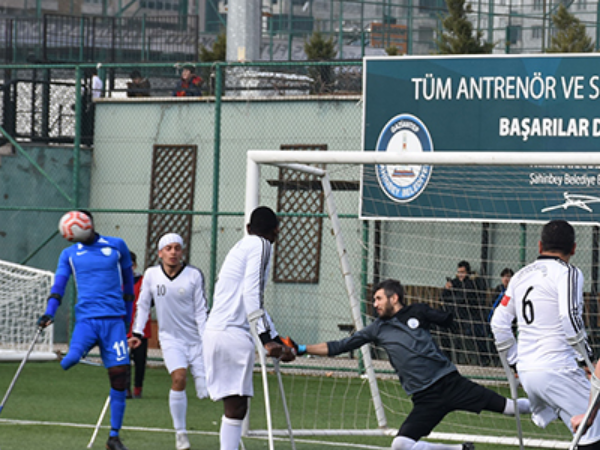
top-left (285, 279), bottom-right (530, 450)
top-left (203, 206), bottom-right (295, 450)
top-left (129, 233), bottom-right (208, 450)
top-left (491, 220), bottom-right (600, 449)
top-left (38, 210), bottom-right (135, 450)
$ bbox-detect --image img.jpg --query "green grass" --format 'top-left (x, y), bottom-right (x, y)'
top-left (0, 361), bottom-right (570, 450)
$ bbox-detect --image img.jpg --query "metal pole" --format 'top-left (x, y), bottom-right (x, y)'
top-left (591, 226), bottom-right (599, 345)
top-left (487, 0), bottom-right (494, 44)
top-left (141, 15), bottom-right (147, 61)
top-left (79, 17), bottom-right (85, 62)
top-left (288, 0), bottom-right (293, 61)
top-left (519, 223), bottom-right (527, 268)
top-left (73, 66), bottom-right (82, 209)
top-left (481, 222), bottom-right (490, 284)
top-left (360, 0), bottom-right (365, 57)
top-left (596, 0), bottom-right (600, 51)
top-left (542, 0), bottom-right (546, 52)
top-left (407, 0), bottom-right (413, 54)
top-left (361, 221), bottom-right (369, 316)
top-left (208, 63), bottom-right (223, 305)
top-left (338, 0), bottom-right (344, 59)
top-left (373, 221), bottom-right (381, 285)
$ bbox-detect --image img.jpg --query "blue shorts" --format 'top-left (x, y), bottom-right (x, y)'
top-left (69, 317), bottom-right (129, 368)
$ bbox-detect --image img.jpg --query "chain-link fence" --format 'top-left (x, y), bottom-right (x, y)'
top-left (4, 2), bottom-right (600, 66)
top-left (2, 61), bottom-right (599, 373)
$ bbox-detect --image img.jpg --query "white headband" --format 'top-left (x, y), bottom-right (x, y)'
top-left (158, 233), bottom-right (183, 251)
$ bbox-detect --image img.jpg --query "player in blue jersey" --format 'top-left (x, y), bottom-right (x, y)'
top-left (37, 210), bottom-right (135, 450)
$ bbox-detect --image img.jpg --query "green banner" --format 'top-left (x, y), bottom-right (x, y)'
top-left (361, 55), bottom-right (600, 223)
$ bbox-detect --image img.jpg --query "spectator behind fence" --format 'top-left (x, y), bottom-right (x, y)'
top-left (91, 68), bottom-right (104, 99)
top-left (173, 65), bottom-right (202, 97)
top-left (488, 268), bottom-right (514, 322)
top-left (441, 260), bottom-right (489, 366)
top-left (127, 70), bottom-right (151, 97)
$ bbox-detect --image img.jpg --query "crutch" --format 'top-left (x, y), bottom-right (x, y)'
top-left (272, 357), bottom-right (296, 450)
top-left (495, 337), bottom-right (524, 450)
top-left (87, 394), bottom-right (111, 448)
top-left (0, 326), bottom-right (43, 415)
top-left (570, 375), bottom-right (600, 450)
top-left (567, 331), bottom-right (596, 373)
top-left (567, 331), bottom-right (599, 450)
top-left (248, 309), bottom-right (275, 450)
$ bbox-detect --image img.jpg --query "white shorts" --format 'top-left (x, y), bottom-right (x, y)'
top-left (520, 367), bottom-right (600, 445)
top-left (160, 339), bottom-right (207, 399)
top-left (203, 327), bottom-right (255, 401)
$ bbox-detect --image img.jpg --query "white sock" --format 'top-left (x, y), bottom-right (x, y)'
top-left (220, 416), bottom-right (243, 450)
top-left (503, 397), bottom-right (531, 415)
top-left (169, 389), bottom-right (187, 432)
top-left (392, 436), bottom-right (462, 450)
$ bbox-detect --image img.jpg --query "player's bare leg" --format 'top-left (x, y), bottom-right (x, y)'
top-left (170, 368), bottom-right (189, 450)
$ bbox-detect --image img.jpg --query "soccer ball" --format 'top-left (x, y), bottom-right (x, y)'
top-left (58, 211), bottom-right (93, 242)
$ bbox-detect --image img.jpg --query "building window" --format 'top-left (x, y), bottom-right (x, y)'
top-left (532, 26), bottom-right (542, 39)
top-left (533, 0), bottom-right (542, 10)
top-left (577, 0), bottom-right (587, 9)
top-left (507, 25), bottom-right (522, 44)
top-left (143, 0), bottom-right (179, 9)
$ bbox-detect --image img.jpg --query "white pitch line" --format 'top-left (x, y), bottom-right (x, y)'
top-left (0, 418), bottom-right (389, 449)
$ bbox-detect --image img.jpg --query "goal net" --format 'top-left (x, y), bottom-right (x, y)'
top-left (0, 260), bottom-right (56, 361)
top-left (245, 150), bottom-right (600, 448)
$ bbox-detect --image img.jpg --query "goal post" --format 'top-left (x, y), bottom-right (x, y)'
top-left (0, 260), bottom-right (56, 362)
top-left (246, 157), bottom-right (389, 439)
top-left (245, 150), bottom-right (600, 448)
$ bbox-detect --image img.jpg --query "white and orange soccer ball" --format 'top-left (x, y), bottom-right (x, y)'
top-left (58, 211), bottom-right (94, 242)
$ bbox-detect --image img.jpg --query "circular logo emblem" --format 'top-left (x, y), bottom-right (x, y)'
top-left (407, 318), bottom-right (420, 329)
top-left (101, 247), bottom-right (112, 256)
top-left (375, 114), bottom-right (433, 203)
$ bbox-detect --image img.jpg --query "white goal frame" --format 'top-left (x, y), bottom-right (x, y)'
top-left (0, 260), bottom-right (56, 362)
top-left (244, 150), bottom-right (600, 448)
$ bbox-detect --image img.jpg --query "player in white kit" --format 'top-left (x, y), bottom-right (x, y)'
top-left (203, 206), bottom-right (295, 450)
top-left (129, 233), bottom-right (208, 450)
top-left (491, 220), bottom-right (600, 449)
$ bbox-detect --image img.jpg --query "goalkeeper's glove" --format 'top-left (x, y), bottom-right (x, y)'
top-left (37, 314), bottom-right (54, 329)
top-left (281, 336), bottom-right (306, 356)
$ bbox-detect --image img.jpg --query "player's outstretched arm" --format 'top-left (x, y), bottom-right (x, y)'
top-left (305, 343), bottom-right (329, 356)
top-left (280, 337), bottom-right (328, 357)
